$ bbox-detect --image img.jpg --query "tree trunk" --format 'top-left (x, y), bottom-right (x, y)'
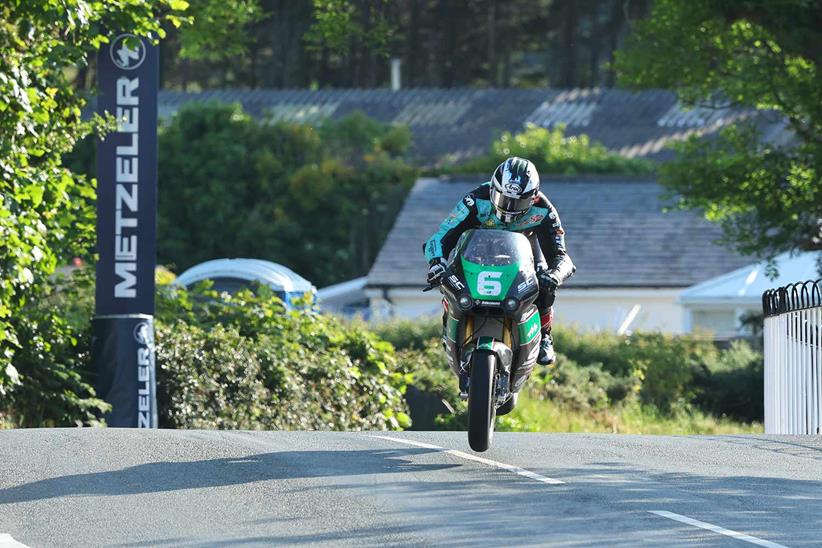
top-left (588, 3), bottom-right (603, 87)
top-left (561, 0), bottom-right (578, 87)
top-left (604, 0), bottom-right (625, 87)
top-left (407, 0), bottom-right (420, 86)
top-left (438, 0), bottom-right (456, 87)
top-left (487, 0), bottom-right (498, 86)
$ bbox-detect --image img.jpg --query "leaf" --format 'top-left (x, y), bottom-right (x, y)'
top-left (169, 0), bottom-right (190, 10)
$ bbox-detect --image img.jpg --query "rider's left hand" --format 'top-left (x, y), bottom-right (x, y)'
top-left (538, 270), bottom-right (560, 293)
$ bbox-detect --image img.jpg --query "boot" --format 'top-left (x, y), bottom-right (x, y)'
top-left (537, 332), bottom-right (555, 365)
top-left (537, 307), bottom-right (556, 365)
top-left (497, 392), bottom-right (518, 416)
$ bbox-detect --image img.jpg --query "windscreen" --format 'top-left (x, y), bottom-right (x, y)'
top-left (456, 229), bottom-right (533, 266)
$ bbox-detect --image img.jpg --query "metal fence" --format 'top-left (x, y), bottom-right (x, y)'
top-left (762, 279), bottom-right (822, 434)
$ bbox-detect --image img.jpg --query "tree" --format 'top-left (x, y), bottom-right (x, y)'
top-left (0, 0), bottom-right (257, 413)
top-left (452, 124), bottom-right (653, 176)
top-left (0, 0), bottom-right (177, 404)
top-left (154, 0), bottom-right (645, 90)
top-left (616, 0), bottom-right (822, 270)
top-left (156, 103), bottom-right (417, 286)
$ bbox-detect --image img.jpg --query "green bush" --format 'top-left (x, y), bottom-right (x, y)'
top-left (155, 282), bottom-right (411, 430)
top-left (1, 269), bottom-right (107, 427)
top-left (532, 356), bottom-right (639, 412)
top-left (449, 124), bottom-right (654, 176)
top-left (156, 104), bottom-right (417, 286)
top-left (1, 269), bottom-right (412, 431)
top-left (156, 322), bottom-right (276, 429)
top-left (381, 317), bottom-right (763, 425)
top-left (693, 340), bottom-right (763, 423)
top-left (371, 318), bottom-right (443, 351)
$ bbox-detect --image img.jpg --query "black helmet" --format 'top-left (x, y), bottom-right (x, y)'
top-left (490, 157), bottom-right (540, 223)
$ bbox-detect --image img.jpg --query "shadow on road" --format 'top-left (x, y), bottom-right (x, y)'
top-left (4, 436), bottom-right (822, 546)
top-left (0, 447), bottom-right (457, 505)
top-left (115, 460), bottom-right (822, 547)
top-left (706, 434), bottom-right (822, 460)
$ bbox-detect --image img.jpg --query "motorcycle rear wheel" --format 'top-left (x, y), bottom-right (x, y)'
top-left (468, 350), bottom-right (496, 452)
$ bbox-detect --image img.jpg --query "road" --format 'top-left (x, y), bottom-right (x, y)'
top-left (1, 430), bottom-right (821, 547)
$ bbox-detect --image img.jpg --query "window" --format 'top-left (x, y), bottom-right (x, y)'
top-left (691, 309), bottom-right (737, 335)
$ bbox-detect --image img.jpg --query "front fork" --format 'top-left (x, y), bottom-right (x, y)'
top-left (460, 338), bottom-right (513, 407)
top-left (442, 299), bottom-right (515, 405)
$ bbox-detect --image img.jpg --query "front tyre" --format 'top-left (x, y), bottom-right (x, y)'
top-left (468, 351), bottom-right (496, 452)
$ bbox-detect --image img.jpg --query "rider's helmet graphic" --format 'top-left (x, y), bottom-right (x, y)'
top-left (490, 157), bottom-right (540, 223)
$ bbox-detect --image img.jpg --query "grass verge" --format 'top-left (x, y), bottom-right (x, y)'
top-left (497, 390), bottom-right (763, 434)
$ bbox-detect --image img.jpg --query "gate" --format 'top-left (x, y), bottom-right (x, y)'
top-left (762, 279), bottom-right (822, 434)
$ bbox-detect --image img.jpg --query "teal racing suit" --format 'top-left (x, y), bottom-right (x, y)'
top-left (423, 182), bottom-right (575, 323)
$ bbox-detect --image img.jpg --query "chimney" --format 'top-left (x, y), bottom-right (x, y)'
top-left (391, 58), bottom-right (402, 91)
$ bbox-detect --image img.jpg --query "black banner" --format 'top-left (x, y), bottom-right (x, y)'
top-left (92, 316), bottom-right (158, 428)
top-left (96, 33), bottom-right (157, 315)
top-left (93, 33), bottom-right (158, 428)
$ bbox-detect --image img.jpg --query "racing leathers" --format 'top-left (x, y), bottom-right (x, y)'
top-left (423, 182), bottom-right (575, 365)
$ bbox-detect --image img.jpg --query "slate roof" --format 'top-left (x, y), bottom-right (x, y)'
top-left (156, 88), bottom-right (788, 165)
top-left (366, 177), bottom-right (752, 289)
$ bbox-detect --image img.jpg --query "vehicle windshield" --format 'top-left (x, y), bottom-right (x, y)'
top-left (456, 229), bottom-right (533, 267)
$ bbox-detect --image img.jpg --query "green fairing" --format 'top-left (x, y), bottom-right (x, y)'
top-left (447, 315), bottom-right (459, 341)
top-left (461, 257), bottom-right (520, 302)
top-left (518, 312), bottom-right (541, 344)
top-left (477, 337), bottom-right (494, 351)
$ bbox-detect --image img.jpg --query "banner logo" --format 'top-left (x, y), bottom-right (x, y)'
top-left (133, 321), bottom-right (154, 428)
top-left (133, 321), bottom-right (154, 347)
top-left (111, 34), bottom-right (146, 70)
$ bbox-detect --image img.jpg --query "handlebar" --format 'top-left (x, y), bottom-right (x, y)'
top-left (423, 265), bottom-right (451, 292)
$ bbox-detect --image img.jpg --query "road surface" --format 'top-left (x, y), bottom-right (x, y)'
top-left (1, 429), bottom-right (821, 547)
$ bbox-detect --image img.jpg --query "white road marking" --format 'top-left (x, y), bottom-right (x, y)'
top-left (649, 511), bottom-right (788, 548)
top-left (369, 435), bottom-right (565, 485)
top-left (0, 534), bottom-right (30, 548)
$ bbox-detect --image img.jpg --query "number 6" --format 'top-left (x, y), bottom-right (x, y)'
top-left (477, 271), bottom-right (502, 296)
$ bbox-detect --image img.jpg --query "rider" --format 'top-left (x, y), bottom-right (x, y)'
top-left (423, 156), bottom-right (575, 365)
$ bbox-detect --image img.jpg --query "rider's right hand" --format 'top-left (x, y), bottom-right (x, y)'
top-left (427, 259), bottom-right (447, 285)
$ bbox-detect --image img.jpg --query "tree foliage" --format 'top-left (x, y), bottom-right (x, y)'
top-left (154, 282), bottom-right (411, 430)
top-left (0, 0), bottom-right (257, 407)
top-left (387, 318), bottom-right (764, 428)
top-left (0, 0), bottom-right (186, 403)
top-left (176, 0), bottom-right (263, 61)
top-left (158, 0), bottom-right (651, 90)
top-left (451, 124), bottom-right (654, 175)
top-left (156, 103), bottom-right (416, 286)
top-left (1, 270), bottom-right (412, 430)
top-left (616, 0), bottom-right (822, 266)
top-left (1, 269), bottom-right (109, 427)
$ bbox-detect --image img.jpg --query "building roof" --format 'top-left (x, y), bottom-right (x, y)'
top-left (679, 252), bottom-right (821, 306)
top-left (174, 258), bottom-right (315, 293)
top-left (366, 177), bottom-right (753, 289)
top-left (155, 88), bottom-right (788, 165)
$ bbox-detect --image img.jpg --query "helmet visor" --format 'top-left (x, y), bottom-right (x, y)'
top-left (492, 192), bottom-right (532, 216)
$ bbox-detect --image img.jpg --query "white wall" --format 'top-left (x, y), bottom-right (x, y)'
top-left (556, 288), bottom-right (685, 333)
top-left (367, 287), bottom-right (687, 333)
top-left (680, 300), bottom-right (761, 338)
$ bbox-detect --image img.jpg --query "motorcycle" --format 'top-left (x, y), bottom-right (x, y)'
top-left (425, 229), bottom-right (542, 452)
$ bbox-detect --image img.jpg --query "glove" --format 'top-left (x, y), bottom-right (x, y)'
top-left (538, 269), bottom-right (560, 293)
top-left (427, 259), bottom-right (447, 285)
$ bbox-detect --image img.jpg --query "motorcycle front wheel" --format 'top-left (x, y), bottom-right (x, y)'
top-left (468, 350), bottom-right (496, 452)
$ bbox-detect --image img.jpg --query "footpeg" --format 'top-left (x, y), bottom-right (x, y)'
top-left (458, 372), bottom-right (469, 399)
top-left (496, 375), bottom-right (510, 405)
